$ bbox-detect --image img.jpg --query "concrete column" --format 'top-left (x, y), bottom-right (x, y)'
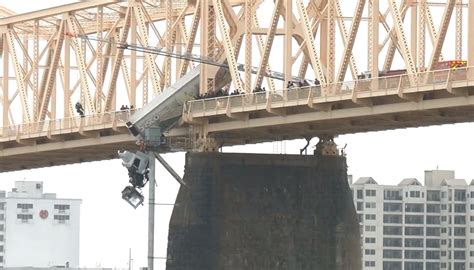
top-left (167, 152), bottom-right (361, 270)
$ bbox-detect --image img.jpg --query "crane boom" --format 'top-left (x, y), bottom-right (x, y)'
top-left (68, 33), bottom-right (307, 82)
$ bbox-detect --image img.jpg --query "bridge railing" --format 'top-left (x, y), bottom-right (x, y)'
top-left (185, 66), bottom-right (473, 117)
top-left (0, 110), bottom-right (133, 140)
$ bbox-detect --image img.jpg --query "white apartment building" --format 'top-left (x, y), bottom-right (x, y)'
top-left (350, 170), bottom-right (474, 270)
top-left (0, 181), bottom-right (81, 268)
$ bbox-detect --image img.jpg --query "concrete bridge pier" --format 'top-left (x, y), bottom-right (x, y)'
top-left (166, 152), bottom-right (361, 270)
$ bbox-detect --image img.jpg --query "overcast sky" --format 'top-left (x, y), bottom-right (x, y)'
top-left (1, 1), bottom-right (474, 269)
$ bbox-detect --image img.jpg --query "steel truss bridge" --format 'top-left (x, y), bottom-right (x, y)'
top-left (1, 0), bottom-right (474, 172)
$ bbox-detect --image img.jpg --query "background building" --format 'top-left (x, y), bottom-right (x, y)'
top-left (351, 170), bottom-right (474, 270)
top-left (0, 181), bottom-right (81, 268)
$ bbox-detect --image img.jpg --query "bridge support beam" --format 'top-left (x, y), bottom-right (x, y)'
top-left (166, 152), bottom-right (361, 270)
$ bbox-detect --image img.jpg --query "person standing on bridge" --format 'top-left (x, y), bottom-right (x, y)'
top-left (75, 102), bottom-right (85, 118)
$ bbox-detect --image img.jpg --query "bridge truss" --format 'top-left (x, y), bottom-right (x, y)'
top-left (1, 0), bottom-right (474, 171)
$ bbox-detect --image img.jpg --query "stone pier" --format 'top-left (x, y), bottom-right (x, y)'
top-left (166, 152), bottom-right (361, 270)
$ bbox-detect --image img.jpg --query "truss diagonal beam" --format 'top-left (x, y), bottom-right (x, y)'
top-left (6, 28), bottom-right (31, 123)
top-left (134, 3), bottom-right (163, 95)
top-left (296, 0), bottom-right (326, 84)
top-left (103, 7), bottom-right (131, 113)
top-left (214, 0), bottom-right (243, 93)
top-left (38, 21), bottom-right (65, 122)
top-left (428, 0), bottom-right (456, 70)
top-left (254, 0), bottom-right (281, 88)
top-left (388, 0), bottom-right (416, 75)
top-left (382, 0), bottom-right (407, 72)
top-left (68, 17), bottom-right (96, 115)
top-left (336, 0), bottom-right (365, 82)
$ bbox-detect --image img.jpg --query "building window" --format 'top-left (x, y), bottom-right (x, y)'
top-left (383, 214), bottom-right (402, 224)
top-left (0, 225), bottom-right (3, 231)
top-left (470, 263), bottom-right (474, 269)
top-left (384, 190), bottom-right (402, 200)
top-left (405, 250), bottom-right (424, 259)
top-left (365, 214), bottom-right (376, 220)
top-left (427, 216), bottom-right (441, 224)
top-left (442, 216), bottom-right (447, 222)
top-left (454, 227), bottom-right (466, 236)
top-left (454, 263), bottom-right (465, 270)
top-left (410, 191), bottom-right (421, 198)
top-left (405, 238), bottom-right (424, 248)
top-left (470, 251), bottom-right (474, 257)
top-left (365, 261), bottom-right (376, 267)
top-left (383, 226), bottom-right (402, 235)
top-left (356, 202), bottom-right (363, 211)
top-left (471, 204), bottom-right (474, 210)
top-left (366, 189), bottom-right (376, 197)
top-left (405, 215), bottom-right (424, 224)
top-left (426, 239), bottom-right (440, 248)
top-left (441, 204), bottom-right (447, 210)
top-left (454, 251), bottom-right (466, 260)
top-left (383, 249), bottom-right (402, 259)
top-left (441, 227), bottom-right (447, 233)
top-left (357, 190), bottom-right (363, 199)
top-left (470, 239), bottom-right (474, 245)
top-left (383, 262), bottom-right (402, 270)
top-left (426, 250), bottom-right (441, 260)
top-left (470, 216), bottom-right (474, 222)
top-left (0, 235), bottom-right (3, 241)
top-left (365, 237), bottom-right (376, 244)
top-left (455, 204), bottom-right (466, 213)
top-left (426, 262), bottom-right (440, 270)
top-left (365, 225), bottom-right (376, 232)
top-left (357, 214), bottom-right (363, 223)
top-left (17, 214), bottom-right (33, 222)
top-left (54, 204), bottom-right (70, 213)
top-left (454, 216), bottom-right (466, 224)
top-left (441, 263), bottom-right (447, 268)
top-left (384, 203), bottom-right (402, 212)
top-left (454, 189), bottom-right (466, 201)
top-left (54, 215), bottom-right (70, 223)
top-left (426, 227), bottom-right (440, 236)
top-left (383, 238), bottom-right (402, 247)
top-left (365, 202), bottom-right (376, 209)
top-left (405, 262), bottom-right (423, 270)
top-left (17, 203), bottom-right (33, 211)
top-left (405, 203), bottom-right (424, 212)
top-left (405, 227), bottom-right (424, 236)
top-left (454, 239), bottom-right (466, 248)
top-left (0, 203), bottom-right (4, 210)
top-left (365, 249), bottom-right (375, 255)
top-left (427, 204), bottom-right (441, 213)
top-left (427, 190), bottom-right (441, 201)
top-left (0, 214), bottom-right (3, 221)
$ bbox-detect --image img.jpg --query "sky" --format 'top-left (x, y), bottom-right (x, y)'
top-left (1, 1), bottom-right (474, 269)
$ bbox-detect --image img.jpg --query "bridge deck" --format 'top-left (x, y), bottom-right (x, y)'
top-left (2, 68), bottom-right (474, 172)
top-left (173, 67), bottom-right (474, 143)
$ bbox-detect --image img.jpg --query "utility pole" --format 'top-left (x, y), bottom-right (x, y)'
top-left (147, 153), bottom-right (156, 270)
top-left (128, 248), bottom-right (132, 270)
